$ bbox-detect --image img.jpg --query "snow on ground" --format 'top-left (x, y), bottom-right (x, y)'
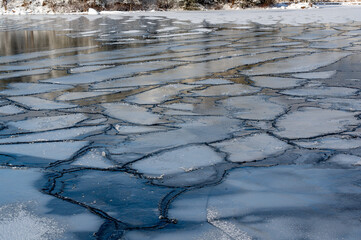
top-left (1, 4), bottom-right (361, 26)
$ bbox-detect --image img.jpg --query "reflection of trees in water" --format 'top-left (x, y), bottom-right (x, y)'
top-left (0, 30), bottom-right (95, 56)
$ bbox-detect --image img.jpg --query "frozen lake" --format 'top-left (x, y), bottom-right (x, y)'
top-left (0, 12), bottom-right (361, 239)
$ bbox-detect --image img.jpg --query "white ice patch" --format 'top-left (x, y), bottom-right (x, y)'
top-left (0, 141), bottom-right (88, 161)
top-left (72, 149), bottom-right (113, 168)
top-left (280, 86), bottom-right (358, 98)
top-left (56, 91), bottom-right (115, 101)
top-left (274, 107), bottom-right (360, 139)
top-left (294, 136), bottom-right (361, 150)
top-left (292, 70), bottom-right (337, 79)
top-left (0, 83), bottom-right (73, 96)
top-left (8, 114), bottom-right (87, 132)
top-left (0, 204), bottom-right (64, 240)
top-left (250, 76), bottom-right (305, 89)
top-left (220, 95), bottom-right (286, 120)
top-left (126, 84), bottom-right (195, 105)
top-left (0, 105), bottom-right (24, 115)
top-left (328, 154), bottom-right (361, 166)
top-left (131, 145), bottom-right (224, 177)
top-left (102, 103), bottom-right (163, 125)
top-left (207, 208), bottom-right (252, 240)
top-left (189, 84), bottom-right (260, 97)
top-left (212, 133), bottom-right (289, 163)
top-left (9, 96), bottom-right (77, 110)
top-left (0, 125), bottom-right (107, 144)
top-left (242, 52), bottom-right (350, 75)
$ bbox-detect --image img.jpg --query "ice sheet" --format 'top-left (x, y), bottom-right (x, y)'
top-left (9, 96), bottom-right (77, 110)
top-left (132, 145), bottom-right (224, 176)
top-left (102, 102), bottom-right (163, 125)
top-left (7, 114), bottom-right (87, 132)
top-left (243, 52), bottom-right (350, 75)
top-left (274, 107), bottom-right (360, 139)
top-left (212, 133), bottom-right (289, 162)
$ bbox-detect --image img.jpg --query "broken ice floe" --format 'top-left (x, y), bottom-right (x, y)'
top-left (52, 170), bottom-right (171, 227)
top-left (9, 96), bottom-right (77, 110)
top-left (293, 135), bottom-right (361, 150)
top-left (0, 125), bottom-right (107, 144)
top-left (166, 165), bottom-right (361, 240)
top-left (220, 95), bottom-right (286, 120)
top-left (242, 52), bottom-right (350, 75)
top-left (250, 76), bottom-right (305, 89)
top-left (71, 149), bottom-right (114, 168)
top-left (102, 102), bottom-right (163, 125)
top-left (0, 141), bottom-right (89, 166)
top-left (0, 83), bottom-right (73, 96)
top-left (43, 61), bottom-right (181, 85)
top-left (0, 105), bottom-right (25, 115)
top-left (292, 70), bottom-right (336, 79)
top-left (274, 107), bottom-right (360, 139)
top-left (56, 91), bottom-right (116, 101)
top-left (280, 86), bottom-right (358, 98)
top-left (7, 114), bottom-right (87, 132)
top-left (188, 84), bottom-right (260, 97)
top-left (131, 145), bottom-right (224, 177)
top-left (126, 84), bottom-right (196, 105)
top-left (327, 154), bottom-right (361, 167)
top-left (212, 133), bottom-right (289, 162)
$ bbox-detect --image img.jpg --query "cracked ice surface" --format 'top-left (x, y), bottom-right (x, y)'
top-left (1, 13), bottom-right (361, 240)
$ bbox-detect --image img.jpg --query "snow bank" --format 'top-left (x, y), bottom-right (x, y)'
top-left (1, 3), bottom-right (361, 26)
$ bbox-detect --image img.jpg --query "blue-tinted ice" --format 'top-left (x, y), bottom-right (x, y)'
top-left (0, 15), bottom-right (361, 240)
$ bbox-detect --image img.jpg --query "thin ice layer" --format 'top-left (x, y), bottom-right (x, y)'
top-left (292, 70), bottom-right (337, 79)
top-left (43, 61), bottom-right (181, 85)
top-left (274, 107), bottom-right (360, 139)
top-left (242, 52), bottom-right (350, 75)
top-left (293, 135), bottom-right (361, 150)
top-left (126, 84), bottom-right (195, 104)
top-left (57, 91), bottom-right (115, 101)
top-left (0, 83), bottom-right (73, 96)
top-left (0, 125), bottom-right (107, 144)
top-left (220, 95), bottom-right (286, 120)
top-left (132, 145), bottom-right (224, 176)
top-left (110, 116), bottom-right (242, 155)
top-left (9, 96), bottom-right (77, 110)
top-left (102, 103), bottom-right (163, 125)
top-left (52, 170), bottom-right (171, 226)
top-left (8, 114), bottom-right (87, 132)
top-left (168, 165), bottom-right (361, 239)
top-left (212, 133), bottom-right (289, 162)
top-left (0, 105), bottom-right (24, 115)
top-left (0, 141), bottom-right (89, 166)
top-left (189, 84), bottom-right (260, 97)
top-left (250, 76), bottom-right (305, 89)
top-left (328, 154), bottom-right (361, 166)
top-left (280, 86), bottom-right (358, 97)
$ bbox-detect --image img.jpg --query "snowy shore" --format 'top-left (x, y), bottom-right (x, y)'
top-left (1, 5), bottom-right (361, 26)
